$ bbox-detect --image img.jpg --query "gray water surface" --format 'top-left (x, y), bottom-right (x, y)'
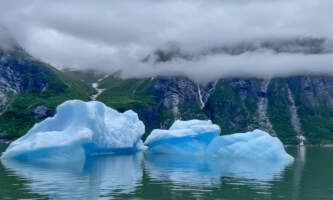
top-left (1, 145), bottom-right (333, 200)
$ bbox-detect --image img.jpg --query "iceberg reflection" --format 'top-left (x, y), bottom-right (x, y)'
top-left (145, 153), bottom-right (292, 186)
top-left (1, 153), bottom-right (143, 200)
top-left (1, 151), bottom-right (292, 199)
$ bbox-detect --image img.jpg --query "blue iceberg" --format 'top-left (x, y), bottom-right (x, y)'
top-left (145, 121), bottom-right (293, 162)
top-left (207, 130), bottom-right (294, 162)
top-left (1, 100), bottom-right (145, 162)
top-left (144, 120), bottom-right (220, 155)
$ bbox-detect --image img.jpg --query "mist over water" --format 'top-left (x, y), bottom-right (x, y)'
top-left (1, 0), bottom-right (333, 82)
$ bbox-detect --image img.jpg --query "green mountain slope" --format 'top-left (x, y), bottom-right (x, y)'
top-left (0, 46), bottom-right (93, 139)
top-left (96, 76), bottom-right (207, 138)
top-left (95, 75), bottom-right (333, 145)
top-left (1, 45), bottom-right (333, 145)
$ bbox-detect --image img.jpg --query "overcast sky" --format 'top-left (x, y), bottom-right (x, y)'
top-left (1, 0), bottom-right (333, 82)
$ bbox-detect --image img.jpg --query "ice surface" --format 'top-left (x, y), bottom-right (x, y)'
top-left (144, 120), bottom-right (220, 155)
top-left (206, 129), bottom-right (294, 162)
top-left (1, 100), bottom-right (145, 161)
top-left (145, 120), bottom-right (220, 144)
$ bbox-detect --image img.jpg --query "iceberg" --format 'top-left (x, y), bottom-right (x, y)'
top-left (207, 130), bottom-right (294, 162)
top-left (144, 120), bottom-right (220, 155)
top-left (145, 121), bottom-right (293, 162)
top-left (1, 100), bottom-right (145, 161)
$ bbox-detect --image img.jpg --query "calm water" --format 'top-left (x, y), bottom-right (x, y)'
top-left (1, 144), bottom-right (333, 200)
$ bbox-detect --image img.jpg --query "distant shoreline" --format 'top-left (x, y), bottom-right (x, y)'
top-left (2, 138), bottom-right (333, 148)
top-left (284, 144), bottom-right (333, 147)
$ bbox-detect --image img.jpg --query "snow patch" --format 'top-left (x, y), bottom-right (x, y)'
top-left (197, 84), bottom-right (205, 109)
top-left (91, 82), bottom-right (105, 100)
top-left (90, 74), bottom-right (109, 100)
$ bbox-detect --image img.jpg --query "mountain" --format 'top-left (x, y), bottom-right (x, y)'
top-left (0, 44), bottom-right (93, 139)
top-left (92, 74), bottom-right (333, 145)
top-left (1, 41), bottom-right (333, 145)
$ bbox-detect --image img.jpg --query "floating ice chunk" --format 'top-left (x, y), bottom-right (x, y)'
top-left (1, 100), bottom-right (145, 161)
top-left (206, 129), bottom-right (294, 162)
top-left (145, 123), bottom-right (293, 162)
top-left (145, 120), bottom-right (220, 155)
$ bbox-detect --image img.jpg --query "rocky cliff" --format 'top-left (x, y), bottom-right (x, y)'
top-left (95, 74), bottom-right (333, 144)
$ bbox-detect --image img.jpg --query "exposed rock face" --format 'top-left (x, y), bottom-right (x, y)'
top-left (136, 75), bottom-right (333, 144)
top-left (0, 42), bottom-right (92, 139)
top-left (33, 105), bottom-right (55, 119)
top-left (256, 79), bottom-right (276, 135)
top-left (285, 76), bottom-right (333, 144)
top-left (287, 87), bottom-right (303, 138)
top-left (0, 49), bottom-right (21, 108)
top-left (152, 77), bottom-right (203, 120)
top-left (204, 79), bottom-right (261, 133)
top-left (0, 47), bottom-right (49, 112)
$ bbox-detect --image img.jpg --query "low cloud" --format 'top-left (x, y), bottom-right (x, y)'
top-left (1, 0), bottom-right (333, 82)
